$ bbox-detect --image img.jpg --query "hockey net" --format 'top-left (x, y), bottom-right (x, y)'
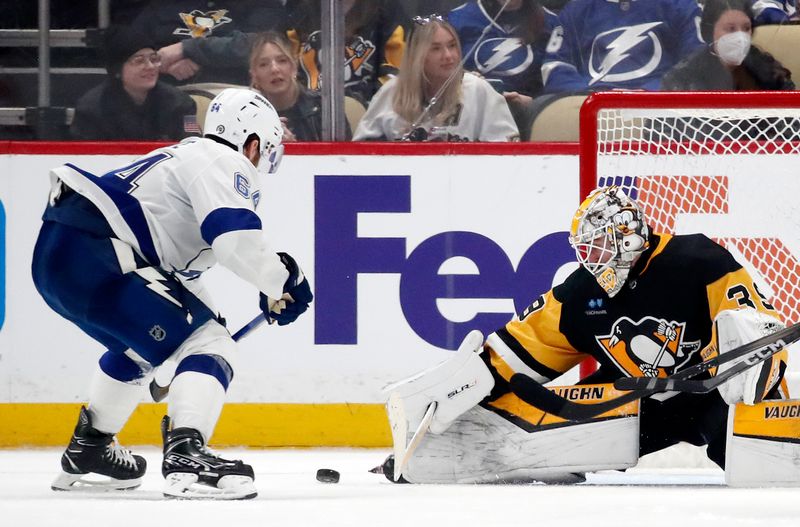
top-left (580, 91), bottom-right (800, 327)
top-left (580, 92), bottom-right (800, 469)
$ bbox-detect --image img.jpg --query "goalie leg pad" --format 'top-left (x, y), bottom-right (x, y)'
top-left (725, 399), bottom-right (800, 487)
top-left (386, 330), bottom-right (494, 435)
top-left (713, 309), bottom-right (787, 406)
top-left (402, 404), bottom-right (639, 484)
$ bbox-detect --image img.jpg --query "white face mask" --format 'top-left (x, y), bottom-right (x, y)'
top-left (715, 31), bottom-right (751, 66)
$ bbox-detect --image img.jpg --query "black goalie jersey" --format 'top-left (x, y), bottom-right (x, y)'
top-left (484, 232), bottom-right (784, 396)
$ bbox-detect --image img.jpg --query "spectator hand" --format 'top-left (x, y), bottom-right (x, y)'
top-left (157, 42), bottom-right (185, 72)
top-left (165, 58), bottom-right (200, 81)
top-left (503, 91), bottom-right (532, 107)
top-left (280, 117), bottom-right (297, 142)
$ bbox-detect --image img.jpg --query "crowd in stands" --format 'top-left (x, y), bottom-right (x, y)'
top-left (0, 0), bottom-right (797, 142)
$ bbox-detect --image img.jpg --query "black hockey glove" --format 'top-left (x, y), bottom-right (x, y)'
top-left (259, 252), bottom-right (313, 326)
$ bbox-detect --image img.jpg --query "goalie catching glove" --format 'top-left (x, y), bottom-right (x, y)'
top-left (259, 252), bottom-right (313, 326)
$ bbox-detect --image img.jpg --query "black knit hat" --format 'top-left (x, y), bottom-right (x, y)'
top-left (103, 25), bottom-right (158, 75)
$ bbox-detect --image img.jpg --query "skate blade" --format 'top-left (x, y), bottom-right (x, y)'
top-left (51, 471), bottom-right (142, 492)
top-left (163, 473), bottom-right (257, 500)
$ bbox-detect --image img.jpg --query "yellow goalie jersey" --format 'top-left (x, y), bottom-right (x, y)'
top-left (484, 232), bottom-right (786, 397)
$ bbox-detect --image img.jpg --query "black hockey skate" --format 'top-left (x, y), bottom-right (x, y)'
top-left (161, 416), bottom-right (256, 500)
top-left (51, 406), bottom-right (146, 492)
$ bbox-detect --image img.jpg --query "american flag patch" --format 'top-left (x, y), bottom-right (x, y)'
top-left (184, 115), bottom-right (201, 135)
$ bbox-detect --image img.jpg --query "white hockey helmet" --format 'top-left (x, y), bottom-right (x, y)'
top-left (203, 88), bottom-right (284, 174)
top-left (569, 186), bottom-right (650, 297)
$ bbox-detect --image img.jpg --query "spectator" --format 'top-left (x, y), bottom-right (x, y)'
top-left (71, 26), bottom-right (197, 141)
top-left (126, 0), bottom-right (288, 85)
top-left (661, 0), bottom-right (794, 90)
top-left (249, 31), bottom-right (351, 141)
top-left (353, 15), bottom-right (519, 141)
top-left (750, 0), bottom-right (797, 25)
top-left (542, 0), bottom-right (703, 93)
top-left (448, 0), bottom-right (558, 139)
top-left (287, 0), bottom-right (410, 104)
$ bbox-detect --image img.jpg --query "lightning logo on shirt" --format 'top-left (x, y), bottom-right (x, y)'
top-left (588, 22), bottom-right (663, 85)
top-left (474, 38), bottom-right (534, 77)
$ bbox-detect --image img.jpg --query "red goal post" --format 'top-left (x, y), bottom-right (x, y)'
top-left (578, 91), bottom-right (800, 377)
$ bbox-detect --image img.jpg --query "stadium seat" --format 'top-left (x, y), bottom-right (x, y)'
top-left (528, 94), bottom-right (588, 142)
top-left (752, 23), bottom-right (800, 83)
top-left (178, 83), bottom-right (246, 132)
top-left (344, 96), bottom-right (366, 133)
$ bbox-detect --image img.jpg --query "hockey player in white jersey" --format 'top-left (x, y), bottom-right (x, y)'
top-left (32, 88), bottom-right (312, 500)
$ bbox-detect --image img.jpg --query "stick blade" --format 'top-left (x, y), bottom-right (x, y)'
top-left (386, 392), bottom-right (408, 482)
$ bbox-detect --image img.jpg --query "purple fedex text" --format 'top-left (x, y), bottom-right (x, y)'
top-left (314, 176), bottom-right (573, 350)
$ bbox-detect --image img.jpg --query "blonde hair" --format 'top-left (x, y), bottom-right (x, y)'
top-left (392, 19), bottom-right (463, 126)
top-left (249, 31), bottom-right (299, 88)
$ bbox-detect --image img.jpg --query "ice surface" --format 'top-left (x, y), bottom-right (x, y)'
top-left (2, 448), bottom-right (799, 527)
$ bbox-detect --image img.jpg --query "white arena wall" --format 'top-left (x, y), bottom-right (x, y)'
top-left (0, 142), bottom-right (796, 449)
top-left (0, 142), bottom-right (581, 446)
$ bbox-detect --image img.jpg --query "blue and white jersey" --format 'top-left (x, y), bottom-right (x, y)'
top-left (49, 137), bottom-right (287, 298)
top-left (751, 0), bottom-right (796, 25)
top-left (448, 1), bottom-right (558, 96)
top-left (542, 0), bottom-right (703, 93)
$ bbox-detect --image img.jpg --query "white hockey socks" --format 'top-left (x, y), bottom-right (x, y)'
top-left (86, 365), bottom-right (146, 435)
top-left (168, 371), bottom-right (226, 442)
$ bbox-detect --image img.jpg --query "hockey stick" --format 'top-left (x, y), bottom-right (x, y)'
top-left (614, 328), bottom-right (795, 393)
top-left (510, 322), bottom-right (800, 421)
top-left (149, 311), bottom-right (270, 402)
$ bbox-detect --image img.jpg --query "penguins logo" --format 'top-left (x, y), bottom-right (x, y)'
top-left (344, 36), bottom-right (376, 77)
top-left (596, 316), bottom-right (701, 377)
top-left (300, 32), bottom-right (376, 90)
top-left (175, 10), bottom-right (232, 38)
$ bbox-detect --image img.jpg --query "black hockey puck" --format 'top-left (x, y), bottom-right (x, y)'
top-left (316, 468), bottom-right (340, 483)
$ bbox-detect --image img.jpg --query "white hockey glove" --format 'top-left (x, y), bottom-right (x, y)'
top-left (385, 330), bottom-right (495, 435)
top-left (713, 309), bottom-right (786, 406)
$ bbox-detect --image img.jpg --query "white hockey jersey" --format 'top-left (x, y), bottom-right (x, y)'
top-left (49, 137), bottom-right (288, 299)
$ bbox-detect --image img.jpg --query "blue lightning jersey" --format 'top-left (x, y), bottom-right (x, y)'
top-left (542, 0), bottom-right (703, 93)
top-left (751, 0), bottom-right (796, 25)
top-left (448, 1), bottom-right (558, 96)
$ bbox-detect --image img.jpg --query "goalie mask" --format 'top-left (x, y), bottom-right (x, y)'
top-left (203, 88), bottom-right (284, 174)
top-left (569, 186), bottom-right (650, 297)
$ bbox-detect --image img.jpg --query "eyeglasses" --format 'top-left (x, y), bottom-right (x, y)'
top-left (412, 14), bottom-right (445, 26)
top-left (128, 53), bottom-right (162, 67)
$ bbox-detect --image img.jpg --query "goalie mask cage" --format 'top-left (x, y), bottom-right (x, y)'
top-left (580, 91), bottom-right (800, 328)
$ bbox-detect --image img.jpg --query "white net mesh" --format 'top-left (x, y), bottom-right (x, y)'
top-left (588, 97), bottom-right (800, 326)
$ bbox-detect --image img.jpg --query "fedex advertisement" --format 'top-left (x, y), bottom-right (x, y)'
top-left (0, 143), bottom-right (580, 403)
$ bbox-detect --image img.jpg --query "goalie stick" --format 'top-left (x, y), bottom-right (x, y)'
top-left (387, 394), bottom-right (437, 482)
top-left (510, 322), bottom-right (800, 421)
